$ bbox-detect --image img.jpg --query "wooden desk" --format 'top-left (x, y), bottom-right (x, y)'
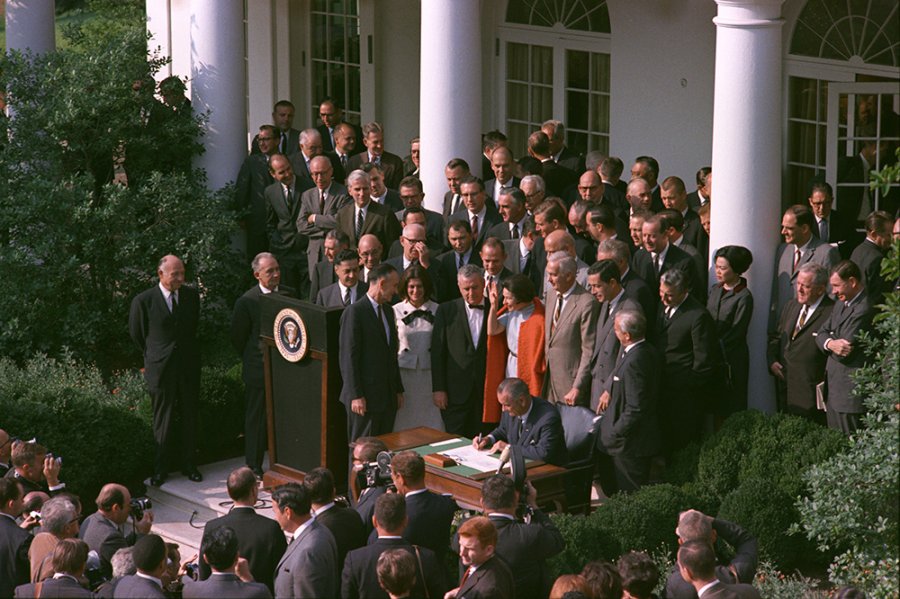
top-left (378, 427), bottom-right (569, 512)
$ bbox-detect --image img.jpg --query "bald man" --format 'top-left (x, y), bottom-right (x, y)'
top-left (129, 255), bottom-right (202, 485)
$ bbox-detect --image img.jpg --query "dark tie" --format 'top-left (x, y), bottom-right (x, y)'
top-left (653, 252), bottom-right (661, 275)
top-left (793, 247), bottom-right (801, 273)
top-left (605, 301), bottom-right (612, 322)
top-left (377, 304), bottom-right (389, 341)
top-left (170, 292), bottom-right (178, 316)
top-left (523, 253), bottom-right (532, 275)
top-left (319, 190), bottom-right (326, 214)
top-left (792, 304), bottom-right (808, 340)
top-left (280, 132), bottom-right (287, 154)
top-left (457, 253), bottom-right (466, 270)
top-left (471, 215), bottom-right (479, 239)
top-left (517, 417), bottom-right (524, 439)
top-left (452, 193), bottom-right (461, 213)
top-left (340, 154), bottom-right (348, 170)
top-left (511, 223), bottom-right (519, 239)
top-left (552, 293), bottom-right (563, 330)
top-left (342, 287), bottom-right (351, 307)
top-left (819, 218), bottom-right (828, 241)
top-left (665, 306), bottom-right (673, 321)
top-left (356, 209), bottom-right (365, 239)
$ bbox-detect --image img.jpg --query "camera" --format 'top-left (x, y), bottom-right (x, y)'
top-left (29, 511), bottom-right (42, 522)
top-left (362, 450), bottom-right (395, 489)
top-left (46, 452), bottom-right (62, 465)
top-left (130, 496), bottom-right (152, 521)
top-left (184, 562), bottom-right (201, 581)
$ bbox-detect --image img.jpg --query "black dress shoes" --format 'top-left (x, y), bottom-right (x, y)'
top-left (182, 467), bottom-right (203, 482)
top-left (150, 473), bottom-right (167, 487)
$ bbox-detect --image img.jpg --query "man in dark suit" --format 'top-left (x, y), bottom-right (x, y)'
top-left (543, 119), bottom-right (586, 173)
top-left (287, 128), bottom-right (326, 184)
top-left (675, 541), bottom-right (761, 599)
top-left (113, 534), bottom-right (168, 598)
top-left (808, 180), bottom-right (860, 259)
top-left (388, 452), bottom-right (458, 563)
top-left (346, 122), bottom-right (405, 190)
top-left (329, 122), bottom-right (359, 182)
top-left (528, 130), bottom-right (578, 197)
top-left (482, 130), bottom-right (508, 179)
top-left (14, 539), bottom-right (93, 599)
top-left (401, 137), bottom-right (420, 177)
top-left (850, 210), bottom-right (893, 306)
top-left (339, 263), bottom-right (404, 442)
top-left (476, 378), bottom-right (568, 466)
top-left (231, 253), bottom-right (294, 476)
top-left (432, 264), bottom-right (489, 436)
top-left (184, 527), bottom-right (271, 599)
top-left (652, 269), bottom-right (719, 456)
top-left (442, 158), bottom-right (471, 223)
top-left (341, 493), bottom-right (446, 599)
top-left (316, 97), bottom-right (363, 153)
top-left (661, 176), bottom-right (708, 261)
top-left (435, 220), bottom-right (482, 302)
top-left (309, 229), bottom-right (349, 300)
top-left (349, 437), bottom-right (390, 538)
top-left (816, 260), bottom-right (876, 434)
top-left (595, 310), bottom-right (662, 494)
top-left (600, 155), bottom-right (628, 196)
top-left (446, 517), bottom-right (515, 599)
top-left (337, 169), bottom-right (402, 253)
top-left (4, 440), bottom-right (66, 497)
top-left (235, 125), bottom-right (276, 260)
top-left (272, 484), bottom-right (338, 599)
top-left (488, 187), bottom-right (531, 241)
top-left (297, 155), bottom-right (350, 277)
top-left (632, 214), bottom-right (698, 295)
top-left (316, 249), bottom-right (368, 308)
top-left (480, 237), bottom-right (514, 289)
top-left (197, 468), bottom-right (285, 591)
top-left (665, 510), bottom-right (758, 599)
top-left (502, 219), bottom-right (542, 294)
top-left (128, 254), bottom-right (202, 485)
top-left (396, 177), bottom-right (445, 247)
top-left (768, 263), bottom-right (834, 420)
top-left (303, 467), bottom-right (365, 573)
top-left (384, 223), bottom-right (442, 293)
top-left (79, 484), bottom-right (153, 580)
top-left (249, 100), bottom-right (299, 156)
top-left (484, 146), bottom-right (521, 207)
top-left (630, 156), bottom-right (665, 212)
top-left (686, 167), bottom-right (711, 211)
top-left (1, 478), bottom-right (32, 597)
top-left (658, 209), bottom-right (706, 289)
top-left (362, 162), bottom-right (404, 213)
top-left (451, 176), bottom-right (503, 254)
top-left (264, 154), bottom-right (313, 297)
top-left (587, 260), bottom-right (643, 412)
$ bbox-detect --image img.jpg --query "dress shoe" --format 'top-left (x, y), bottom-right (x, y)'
top-left (251, 467), bottom-right (265, 479)
top-left (150, 473), bottom-right (167, 487)
top-left (182, 467), bottom-right (203, 482)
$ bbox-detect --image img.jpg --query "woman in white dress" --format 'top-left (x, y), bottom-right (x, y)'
top-left (392, 264), bottom-right (443, 431)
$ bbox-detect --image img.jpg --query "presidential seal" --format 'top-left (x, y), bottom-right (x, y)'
top-left (274, 308), bottom-right (309, 362)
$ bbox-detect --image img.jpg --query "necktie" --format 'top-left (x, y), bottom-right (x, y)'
top-left (792, 304), bottom-right (809, 340)
top-left (340, 154), bottom-right (348, 170)
top-left (285, 187), bottom-right (293, 211)
top-left (452, 193), bottom-right (461, 213)
top-left (665, 306), bottom-right (673, 320)
top-left (605, 301), bottom-right (612, 322)
top-left (511, 223), bottom-right (519, 239)
top-left (471, 215), bottom-right (479, 239)
top-left (517, 417), bottom-right (524, 439)
top-left (374, 155), bottom-right (381, 166)
top-left (457, 253), bottom-right (466, 270)
top-left (819, 218), bottom-right (828, 241)
top-left (170, 292), bottom-right (178, 315)
top-left (356, 209), bottom-right (365, 239)
top-left (342, 287), bottom-right (351, 307)
top-left (522, 253), bottom-right (532, 275)
top-left (280, 132), bottom-right (287, 154)
top-left (553, 293), bottom-right (563, 329)
top-left (793, 247), bottom-right (801, 273)
top-left (319, 190), bottom-right (326, 214)
top-left (653, 252), bottom-right (661, 275)
top-left (461, 566), bottom-right (473, 587)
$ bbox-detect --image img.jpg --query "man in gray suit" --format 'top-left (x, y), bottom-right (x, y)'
top-left (543, 252), bottom-right (598, 406)
top-left (112, 534), bottom-right (167, 598)
top-left (316, 249), bottom-right (367, 308)
top-left (816, 260), bottom-right (876, 434)
top-left (183, 527), bottom-right (271, 599)
top-left (14, 539), bottom-right (93, 599)
top-left (79, 484), bottom-right (153, 580)
top-left (769, 204), bottom-right (840, 328)
top-left (272, 483), bottom-right (338, 599)
top-left (297, 155), bottom-right (350, 277)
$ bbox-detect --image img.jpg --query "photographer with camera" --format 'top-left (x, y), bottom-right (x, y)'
top-left (183, 526), bottom-right (271, 599)
top-left (28, 495), bottom-right (81, 582)
top-left (79, 484), bottom-right (153, 580)
top-left (351, 437), bottom-right (391, 536)
top-left (4, 440), bottom-right (66, 496)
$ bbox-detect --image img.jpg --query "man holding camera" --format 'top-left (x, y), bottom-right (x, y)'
top-left (183, 527), bottom-right (271, 599)
top-left (79, 484), bottom-right (153, 580)
top-left (350, 437), bottom-right (390, 537)
top-left (4, 440), bottom-right (65, 496)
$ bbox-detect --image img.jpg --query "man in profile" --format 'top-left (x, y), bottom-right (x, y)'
top-left (445, 517), bottom-right (514, 599)
top-left (675, 541), bottom-right (761, 599)
top-left (128, 254), bottom-right (202, 485)
top-left (79, 484), bottom-right (153, 580)
top-left (14, 539), bottom-right (93, 599)
top-left (183, 527), bottom-right (271, 599)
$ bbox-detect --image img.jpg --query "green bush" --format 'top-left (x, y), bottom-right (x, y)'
top-left (664, 441), bottom-right (701, 486)
top-left (694, 410), bottom-right (768, 502)
top-left (752, 561), bottom-right (824, 599)
top-left (548, 512), bottom-right (620, 575)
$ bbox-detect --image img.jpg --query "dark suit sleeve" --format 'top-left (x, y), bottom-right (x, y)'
top-left (430, 305), bottom-right (449, 393)
top-left (691, 310), bottom-right (718, 383)
top-left (714, 518), bottom-right (758, 583)
top-left (529, 508), bottom-right (566, 558)
top-left (524, 408), bottom-right (565, 464)
top-left (720, 292), bottom-right (754, 348)
top-left (230, 296), bottom-right (252, 356)
top-left (341, 551), bottom-right (359, 599)
top-left (198, 524), bottom-right (212, 580)
top-left (612, 352), bottom-right (652, 440)
top-left (340, 306), bottom-right (365, 400)
top-left (128, 294), bottom-right (148, 353)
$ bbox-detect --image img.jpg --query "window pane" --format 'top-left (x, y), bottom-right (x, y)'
top-left (507, 43), bottom-right (528, 81)
top-left (532, 86), bottom-right (552, 123)
top-left (787, 165), bottom-right (817, 202)
top-left (508, 123), bottom-right (530, 158)
top-left (788, 122), bottom-right (819, 165)
top-left (329, 65), bottom-right (346, 107)
top-left (567, 91), bottom-right (589, 130)
top-left (567, 50), bottom-right (589, 89)
top-left (313, 62), bottom-right (326, 104)
top-left (507, 83), bottom-right (528, 121)
top-left (789, 77), bottom-right (818, 120)
top-left (312, 14), bottom-right (327, 58)
top-left (330, 16), bottom-right (346, 61)
top-left (531, 46), bottom-right (552, 84)
top-left (593, 53), bottom-right (610, 91)
top-left (595, 135), bottom-right (609, 155)
top-left (568, 131), bottom-right (588, 157)
top-left (348, 66), bottom-right (361, 112)
top-left (591, 94), bottom-right (609, 132)
top-left (312, 0), bottom-right (326, 11)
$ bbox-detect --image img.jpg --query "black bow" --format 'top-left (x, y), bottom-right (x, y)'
top-left (467, 304), bottom-right (485, 310)
top-left (402, 309), bottom-right (434, 325)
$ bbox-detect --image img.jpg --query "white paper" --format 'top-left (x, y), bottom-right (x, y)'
top-left (431, 438), bottom-right (465, 447)
top-left (438, 445), bottom-right (502, 473)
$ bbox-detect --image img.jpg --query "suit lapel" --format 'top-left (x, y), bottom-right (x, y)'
top-left (458, 301), bottom-right (476, 350)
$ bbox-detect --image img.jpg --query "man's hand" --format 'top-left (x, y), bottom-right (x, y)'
top-left (524, 481), bottom-right (538, 508)
top-left (235, 557), bottom-right (254, 582)
top-left (563, 388), bottom-right (579, 406)
top-left (596, 390), bottom-right (610, 414)
top-left (19, 513), bottom-right (40, 530)
top-left (416, 242), bottom-right (431, 268)
top-left (487, 280), bottom-right (499, 307)
top-left (433, 391), bottom-right (449, 410)
top-left (769, 361), bottom-right (785, 380)
top-left (489, 440), bottom-right (509, 454)
top-left (826, 338), bottom-right (853, 357)
top-left (43, 455), bottom-right (61, 487)
top-left (472, 434), bottom-right (491, 450)
top-left (135, 509), bottom-right (154, 534)
top-left (444, 588), bottom-right (460, 599)
top-left (396, 393), bottom-right (405, 410)
top-left (307, 214), bottom-right (316, 224)
top-left (351, 398), bottom-right (367, 416)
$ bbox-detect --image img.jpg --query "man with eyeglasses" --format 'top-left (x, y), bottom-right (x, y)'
top-left (317, 97), bottom-right (363, 154)
top-left (298, 155), bottom-right (350, 277)
top-left (250, 100), bottom-right (300, 156)
top-left (236, 124), bottom-right (278, 261)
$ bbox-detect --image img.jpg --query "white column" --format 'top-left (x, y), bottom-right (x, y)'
top-left (189, 0), bottom-right (247, 189)
top-left (146, 0), bottom-right (172, 79)
top-left (5, 0), bottom-right (55, 54)
top-left (710, 0), bottom-right (785, 413)
top-left (419, 0), bottom-right (482, 213)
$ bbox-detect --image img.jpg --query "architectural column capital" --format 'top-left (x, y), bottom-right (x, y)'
top-left (714, 0), bottom-right (785, 24)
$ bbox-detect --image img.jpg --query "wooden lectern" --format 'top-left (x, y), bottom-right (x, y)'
top-left (259, 294), bottom-right (348, 491)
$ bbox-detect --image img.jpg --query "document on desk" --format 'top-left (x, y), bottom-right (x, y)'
top-left (438, 445), bottom-right (502, 473)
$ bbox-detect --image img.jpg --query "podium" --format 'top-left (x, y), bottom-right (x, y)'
top-left (259, 294), bottom-right (348, 491)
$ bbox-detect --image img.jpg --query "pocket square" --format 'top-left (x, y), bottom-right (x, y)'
top-left (613, 375), bottom-right (620, 381)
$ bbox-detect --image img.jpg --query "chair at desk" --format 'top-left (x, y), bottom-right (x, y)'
top-left (558, 404), bottom-right (598, 514)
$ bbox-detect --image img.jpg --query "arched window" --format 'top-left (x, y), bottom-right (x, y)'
top-left (506, 0), bottom-right (610, 33)
top-left (790, 0), bottom-right (898, 67)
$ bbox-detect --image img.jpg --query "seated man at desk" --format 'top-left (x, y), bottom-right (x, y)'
top-left (473, 377), bottom-right (567, 466)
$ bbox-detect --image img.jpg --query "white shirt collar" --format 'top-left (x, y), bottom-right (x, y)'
top-left (697, 580), bottom-right (721, 597)
top-left (488, 512), bottom-right (516, 520)
top-left (135, 572), bottom-right (163, 588)
top-left (623, 338), bottom-right (645, 353)
top-left (311, 502), bottom-right (335, 517)
top-left (291, 517), bottom-right (315, 542)
top-left (259, 283), bottom-right (275, 295)
top-left (405, 488), bottom-right (428, 497)
top-left (518, 238), bottom-right (530, 256)
top-left (158, 282), bottom-right (176, 300)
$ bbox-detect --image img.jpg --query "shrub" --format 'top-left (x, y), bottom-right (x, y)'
top-left (548, 512), bottom-right (620, 576)
top-left (753, 560), bottom-right (824, 599)
top-left (694, 410), bottom-right (767, 502)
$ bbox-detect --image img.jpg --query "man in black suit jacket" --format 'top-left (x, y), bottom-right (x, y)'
top-left (4, 440), bottom-right (66, 497)
top-left (476, 378), bottom-right (568, 466)
top-left (447, 517), bottom-right (515, 599)
top-left (349, 437), bottom-right (390, 538)
top-left (661, 176), bottom-right (709, 261)
top-left (304, 467), bottom-right (365, 573)
top-left (597, 239), bottom-right (657, 324)
top-left (435, 220), bottom-right (482, 302)
top-left (529, 130), bottom-right (579, 197)
top-left (1, 478), bottom-right (32, 597)
top-left (342, 493), bottom-right (446, 599)
top-left (316, 249), bottom-right (368, 308)
top-left (230, 253), bottom-right (295, 475)
top-left (196, 467), bottom-right (285, 590)
top-left (767, 263), bottom-right (834, 420)
top-left (249, 100), bottom-right (300, 156)
top-left (79, 484), bottom-right (153, 580)
top-left (395, 178), bottom-right (446, 248)
top-left (383, 222), bottom-right (443, 296)
top-left (442, 158), bottom-right (471, 224)
top-left (674, 540), bottom-right (761, 599)
top-left (632, 214), bottom-right (699, 295)
top-left (432, 264), bottom-right (490, 437)
top-left (346, 122), bottom-right (405, 190)
top-left (128, 254), bottom-right (202, 484)
top-left (264, 154), bottom-right (313, 297)
top-left (308, 229), bottom-right (349, 300)
top-left (631, 156), bottom-right (665, 212)
top-left (451, 176), bottom-right (503, 254)
top-left (339, 263), bottom-right (404, 442)
top-left (808, 180), bottom-right (860, 259)
top-left (686, 167), bottom-right (711, 210)
top-left (652, 269), bottom-right (719, 456)
top-left (850, 210), bottom-right (893, 306)
top-left (235, 125), bottom-right (276, 260)
top-left (543, 120), bottom-right (586, 173)
top-left (316, 98), bottom-right (364, 153)
top-left (484, 147), bottom-right (521, 207)
top-left (362, 162), bottom-right (405, 213)
top-left (114, 534), bottom-right (168, 599)
top-left (184, 526), bottom-right (271, 599)
top-left (336, 169), bottom-right (402, 253)
top-left (287, 129), bottom-right (339, 185)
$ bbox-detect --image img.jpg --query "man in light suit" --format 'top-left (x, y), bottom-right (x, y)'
top-left (432, 264), bottom-right (490, 437)
top-left (339, 263), bottom-right (404, 442)
top-left (264, 154), bottom-right (313, 297)
top-left (475, 378), bottom-right (567, 466)
top-left (595, 310), bottom-right (662, 494)
top-left (197, 468), bottom-right (285, 592)
top-left (346, 122), bottom-right (405, 190)
top-left (272, 483), bottom-right (338, 599)
top-left (769, 204), bottom-right (840, 329)
top-left (183, 527), bottom-right (271, 599)
top-left (128, 254), bottom-right (202, 485)
top-left (543, 252), bottom-right (598, 407)
top-left (112, 534), bottom-right (168, 598)
top-left (336, 169), bottom-right (402, 253)
top-left (451, 176), bottom-right (503, 254)
top-left (445, 517), bottom-right (515, 599)
top-left (816, 260), bottom-right (876, 434)
top-left (484, 147), bottom-right (521, 207)
top-left (15, 539), bottom-right (93, 599)
top-left (79, 484), bottom-right (153, 580)
top-left (767, 263), bottom-right (834, 420)
top-left (587, 260), bottom-right (643, 412)
top-left (316, 249), bottom-right (368, 308)
top-left (297, 155), bottom-right (350, 277)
